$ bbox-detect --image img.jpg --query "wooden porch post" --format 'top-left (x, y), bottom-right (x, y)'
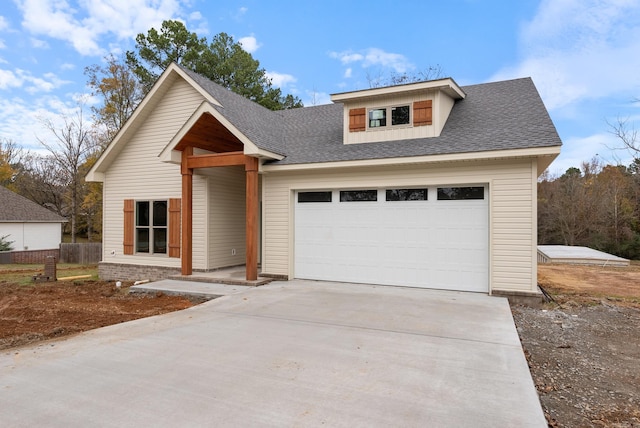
top-left (245, 156), bottom-right (259, 281)
top-left (181, 147), bottom-right (193, 275)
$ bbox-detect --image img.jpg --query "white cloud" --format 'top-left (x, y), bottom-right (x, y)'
top-left (0, 69), bottom-right (23, 89)
top-left (0, 16), bottom-right (8, 31)
top-left (23, 71), bottom-right (69, 94)
top-left (15, 0), bottom-right (185, 56)
top-left (0, 40), bottom-right (5, 49)
top-left (265, 71), bottom-right (296, 88)
top-left (0, 94), bottom-right (72, 150)
top-left (330, 48), bottom-right (413, 73)
top-left (491, 0), bottom-right (640, 111)
top-left (239, 35), bottom-right (261, 53)
top-left (344, 67), bottom-right (352, 78)
top-left (330, 51), bottom-right (364, 64)
top-left (30, 38), bottom-right (48, 49)
top-left (0, 68), bottom-right (70, 94)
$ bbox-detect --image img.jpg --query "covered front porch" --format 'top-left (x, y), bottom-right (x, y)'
top-left (160, 103), bottom-right (283, 281)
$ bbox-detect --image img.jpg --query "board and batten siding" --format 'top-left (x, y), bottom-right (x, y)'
top-left (102, 77), bottom-right (210, 269)
top-left (261, 158), bottom-right (538, 294)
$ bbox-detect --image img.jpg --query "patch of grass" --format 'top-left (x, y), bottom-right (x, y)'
top-left (0, 263), bottom-right (98, 285)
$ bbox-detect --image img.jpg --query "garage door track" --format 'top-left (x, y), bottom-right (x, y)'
top-left (0, 280), bottom-right (545, 427)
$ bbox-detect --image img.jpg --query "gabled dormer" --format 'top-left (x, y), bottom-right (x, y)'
top-left (331, 78), bottom-right (466, 145)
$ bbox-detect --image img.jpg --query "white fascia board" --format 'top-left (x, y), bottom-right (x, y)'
top-left (331, 78), bottom-right (466, 103)
top-left (261, 146), bottom-right (561, 173)
top-left (87, 63), bottom-right (222, 181)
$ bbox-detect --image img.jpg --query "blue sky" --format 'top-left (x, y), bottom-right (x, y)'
top-left (1, 0), bottom-right (640, 175)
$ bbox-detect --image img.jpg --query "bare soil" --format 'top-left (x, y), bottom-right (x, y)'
top-left (0, 279), bottom-right (204, 350)
top-left (512, 263), bottom-right (640, 427)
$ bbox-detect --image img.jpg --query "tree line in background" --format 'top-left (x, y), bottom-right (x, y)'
top-left (538, 157), bottom-right (640, 259)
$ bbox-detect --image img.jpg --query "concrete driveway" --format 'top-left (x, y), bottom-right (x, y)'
top-left (0, 280), bottom-right (545, 427)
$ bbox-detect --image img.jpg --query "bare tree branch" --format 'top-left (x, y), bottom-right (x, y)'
top-left (36, 103), bottom-right (94, 243)
top-left (609, 116), bottom-right (639, 155)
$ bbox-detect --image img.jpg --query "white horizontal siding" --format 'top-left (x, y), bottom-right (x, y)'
top-left (490, 159), bottom-right (535, 292)
top-left (262, 158), bottom-right (537, 293)
top-left (208, 166), bottom-right (246, 269)
top-left (0, 223), bottom-right (61, 251)
top-left (102, 77), bottom-right (206, 268)
top-left (192, 175), bottom-right (208, 269)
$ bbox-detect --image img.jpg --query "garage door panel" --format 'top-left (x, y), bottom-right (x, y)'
top-left (295, 186), bottom-right (488, 292)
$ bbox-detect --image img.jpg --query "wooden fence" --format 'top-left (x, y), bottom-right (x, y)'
top-left (59, 243), bottom-right (102, 264)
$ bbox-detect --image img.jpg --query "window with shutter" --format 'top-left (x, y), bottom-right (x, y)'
top-left (413, 100), bottom-right (433, 126)
top-left (349, 108), bottom-right (366, 132)
top-left (124, 199), bottom-right (176, 256)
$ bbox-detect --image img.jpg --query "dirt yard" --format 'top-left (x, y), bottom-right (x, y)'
top-left (0, 265), bottom-right (204, 350)
top-left (512, 263), bottom-right (640, 427)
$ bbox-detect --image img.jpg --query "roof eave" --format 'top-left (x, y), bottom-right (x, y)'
top-left (330, 78), bottom-right (466, 103)
top-left (262, 146), bottom-right (561, 173)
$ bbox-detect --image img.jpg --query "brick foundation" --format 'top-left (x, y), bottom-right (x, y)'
top-left (98, 262), bottom-right (181, 282)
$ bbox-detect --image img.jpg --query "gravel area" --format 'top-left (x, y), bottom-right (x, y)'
top-left (512, 301), bottom-right (640, 427)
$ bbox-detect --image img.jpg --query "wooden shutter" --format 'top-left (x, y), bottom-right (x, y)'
top-left (349, 108), bottom-right (366, 132)
top-left (123, 199), bottom-right (134, 255)
top-left (168, 198), bottom-right (181, 258)
top-left (413, 100), bottom-right (433, 126)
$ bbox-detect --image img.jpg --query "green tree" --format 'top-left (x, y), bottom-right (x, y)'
top-left (125, 20), bottom-right (302, 110)
top-left (0, 235), bottom-right (13, 251)
top-left (125, 20), bottom-right (206, 92)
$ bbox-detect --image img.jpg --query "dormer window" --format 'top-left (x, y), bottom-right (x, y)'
top-left (368, 105), bottom-right (410, 129)
top-left (369, 108), bottom-right (386, 128)
top-left (336, 78), bottom-right (464, 142)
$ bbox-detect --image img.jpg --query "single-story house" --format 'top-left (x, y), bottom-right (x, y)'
top-left (0, 185), bottom-right (66, 251)
top-left (87, 62), bottom-right (561, 298)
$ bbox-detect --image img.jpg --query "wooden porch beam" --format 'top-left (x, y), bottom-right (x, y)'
top-left (181, 147), bottom-right (193, 276)
top-left (245, 156), bottom-right (259, 281)
top-left (186, 151), bottom-right (246, 169)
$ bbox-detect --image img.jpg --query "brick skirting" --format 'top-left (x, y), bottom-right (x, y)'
top-left (98, 262), bottom-right (181, 282)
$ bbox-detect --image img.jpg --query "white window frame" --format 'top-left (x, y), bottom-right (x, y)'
top-left (367, 104), bottom-right (411, 130)
top-left (135, 200), bottom-right (168, 255)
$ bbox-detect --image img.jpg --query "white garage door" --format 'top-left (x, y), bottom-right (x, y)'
top-left (294, 186), bottom-right (488, 292)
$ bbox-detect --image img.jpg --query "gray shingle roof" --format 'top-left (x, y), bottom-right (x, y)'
top-left (178, 66), bottom-right (288, 155)
top-left (179, 65), bottom-right (561, 165)
top-left (0, 186), bottom-right (66, 222)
